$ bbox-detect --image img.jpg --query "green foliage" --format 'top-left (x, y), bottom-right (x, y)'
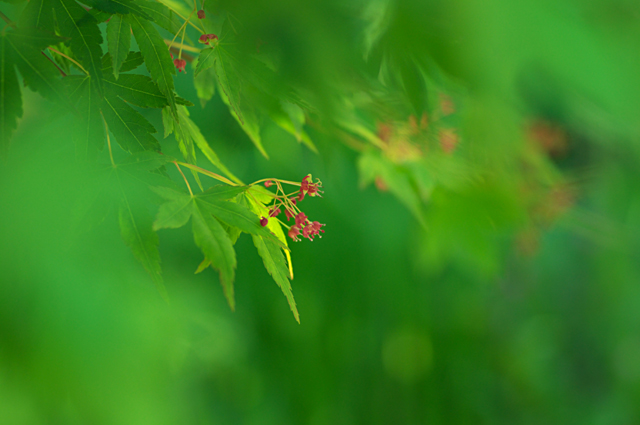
top-left (3, 0), bottom-right (640, 422)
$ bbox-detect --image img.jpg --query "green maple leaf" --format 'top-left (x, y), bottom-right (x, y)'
top-left (163, 105), bottom-right (241, 185)
top-left (192, 55), bottom-right (215, 107)
top-left (192, 199), bottom-right (237, 308)
top-left (126, 14), bottom-right (178, 121)
top-left (137, 0), bottom-right (183, 35)
top-left (81, 0), bottom-right (152, 19)
top-left (18, 0), bottom-right (56, 33)
top-left (101, 93), bottom-right (160, 153)
top-left (52, 0), bottom-right (104, 94)
top-left (61, 75), bottom-right (105, 159)
top-left (105, 74), bottom-right (175, 109)
top-left (243, 191), bottom-right (298, 322)
top-left (1, 28), bottom-right (67, 154)
top-left (106, 14), bottom-right (131, 79)
top-left (102, 51), bottom-right (144, 74)
top-left (152, 188), bottom-right (238, 309)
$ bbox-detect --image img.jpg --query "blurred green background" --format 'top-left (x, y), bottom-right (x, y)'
top-left (2, 0), bottom-right (640, 424)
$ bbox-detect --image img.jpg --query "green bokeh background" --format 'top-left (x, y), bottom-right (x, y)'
top-left (2, 0), bottom-right (640, 424)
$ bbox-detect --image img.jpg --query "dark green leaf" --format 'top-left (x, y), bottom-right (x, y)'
top-left (106, 14), bottom-right (131, 79)
top-left (102, 51), bottom-right (144, 73)
top-left (52, 0), bottom-right (104, 93)
top-left (136, 0), bottom-right (182, 34)
top-left (251, 234), bottom-right (299, 323)
top-left (0, 35), bottom-right (22, 155)
top-left (18, 0), bottom-right (55, 33)
top-left (105, 74), bottom-right (169, 108)
top-left (5, 32), bottom-right (67, 104)
top-left (101, 93), bottom-right (160, 153)
top-left (127, 14), bottom-right (177, 120)
top-left (192, 199), bottom-right (236, 309)
top-left (82, 0), bottom-right (152, 19)
top-left (62, 75), bottom-right (105, 159)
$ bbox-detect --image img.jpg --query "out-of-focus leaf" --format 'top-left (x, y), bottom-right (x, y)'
top-left (118, 199), bottom-right (167, 301)
top-left (0, 35), bottom-right (22, 156)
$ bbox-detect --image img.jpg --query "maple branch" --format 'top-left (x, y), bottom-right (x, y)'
top-left (0, 11), bottom-right (15, 28)
top-left (47, 47), bottom-right (89, 75)
top-left (41, 52), bottom-right (67, 77)
top-left (154, 0), bottom-right (203, 34)
top-left (174, 161), bottom-right (193, 197)
top-left (100, 111), bottom-right (116, 167)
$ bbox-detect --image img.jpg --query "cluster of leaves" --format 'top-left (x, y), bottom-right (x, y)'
top-left (0, 0), bottom-right (323, 320)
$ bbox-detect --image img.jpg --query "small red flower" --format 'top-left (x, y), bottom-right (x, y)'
top-left (298, 174), bottom-right (323, 201)
top-left (302, 221), bottom-right (325, 241)
top-left (295, 212), bottom-right (308, 226)
top-left (288, 224), bottom-right (302, 241)
top-left (268, 206), bottom-right (281, 217)
top-left (264, 180), bottom-right (273, 187)
top-left (285, 208), bottom-right (295, 221)
top-left (260, 216), bottom-right (268, 227)
top-left (173, 58), bottom-right (186, 73)
top-left (197, 9), bottom-right (205, 19)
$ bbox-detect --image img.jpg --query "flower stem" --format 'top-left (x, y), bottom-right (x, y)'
top-left (100, 111), bottom-right (115, 167)
top-left (48, 47), bottom-right (89, 75)
top-left (174, 161), bottom-right (193, 196)
top-left (250, 178), bottom-right (301, 187)
top-left (176, 161), bottom-right (237, 186)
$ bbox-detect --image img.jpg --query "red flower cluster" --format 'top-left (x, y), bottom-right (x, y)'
top-left (260, 175), bottom-right (325, 242)
top-left (198, 34), bottom-right (218, 45)
top-left (298, 174), bottom-right (323, 202)
top-left (287, 212), bottom-right (325, 242)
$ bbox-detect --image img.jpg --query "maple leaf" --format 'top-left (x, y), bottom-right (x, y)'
top-left (0, 28), bottom-right (67, 155)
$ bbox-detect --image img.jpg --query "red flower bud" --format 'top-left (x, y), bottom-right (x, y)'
top-left (173, 58), bottom-right (186, 73)
top-left (264, 180), bottom-right (273, 187)
top-left (288, 224), bottom-right (302, 241)
top-left (197, 9), bottom-right (205, 19)
top-left (260, 217), bottom-right (268, 227)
